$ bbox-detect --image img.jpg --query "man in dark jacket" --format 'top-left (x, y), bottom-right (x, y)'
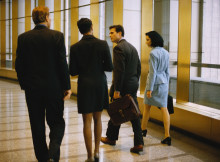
top-left (15, 6), bottom-right (71, 162)
top-left (101, 25), bottom-right (144, 153)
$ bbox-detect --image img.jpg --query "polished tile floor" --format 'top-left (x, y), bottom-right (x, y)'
top-left (0, 78), bottom-right (220, 162)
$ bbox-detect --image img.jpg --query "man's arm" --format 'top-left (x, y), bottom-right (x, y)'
top-left (57, 33), bottom-right (71, 99)
top-left (15, 36), bottom-right (26, 90)
top-left (113, 46), bottom-right (125, 98)
top-left (137, 57), bottom-right (141, 79)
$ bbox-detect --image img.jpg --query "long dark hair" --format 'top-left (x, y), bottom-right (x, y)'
top-left (145, 31), bottom-right (164, 47)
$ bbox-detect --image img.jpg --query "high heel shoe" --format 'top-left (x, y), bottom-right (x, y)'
top-left (161, 137), bottom-right (171, 146)
top-left (85, 157), bottom-right (94, 162)
top-left (142, 129), bottom-right (147, 137)
top-left (94, 152), bottom-right (99, 162)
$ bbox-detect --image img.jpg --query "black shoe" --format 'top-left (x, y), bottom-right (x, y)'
top-left (161, 137), bottom-right (171, 146)
top-left (85, 158), bottom-right (94, 162)
top-left (94, 152), bottom-right (99, 162)
top-left (142, 129), bottom-right (147, 137)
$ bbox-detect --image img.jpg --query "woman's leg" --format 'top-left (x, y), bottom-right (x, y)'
top-left (93, 111), bottom-right (102, 155)
top-left (82, 113), bottom-right (93, 159)
top-left (141, 104), bottom-right (151, 130)
top-left (161, 107), bottom-right (170, 137)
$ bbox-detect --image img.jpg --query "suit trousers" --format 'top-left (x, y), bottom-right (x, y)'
top-left (106, 95), bottom-right (144, 146)
top-left (25, 90), bottom-right (65, 162)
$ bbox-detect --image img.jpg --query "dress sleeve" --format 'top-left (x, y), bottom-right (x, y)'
top-left (69, 45), bottom-right (79, 76)
top-left (146, 53), bottom-right (157, 91)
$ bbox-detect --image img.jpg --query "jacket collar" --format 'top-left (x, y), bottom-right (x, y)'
top-left (117, 38), bottom-right (125, 44)
top-left (81, 35), bottom-right (96, 40)
top-left (34, 24), bottom-right (48, 30)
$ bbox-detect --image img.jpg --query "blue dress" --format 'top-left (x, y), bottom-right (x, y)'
top-left (144, 47), bottom-right (169, 108)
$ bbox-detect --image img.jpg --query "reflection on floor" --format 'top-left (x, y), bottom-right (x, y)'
top-left (0, 78), bottom-right (220, 162)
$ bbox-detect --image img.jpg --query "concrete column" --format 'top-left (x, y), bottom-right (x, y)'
top-left (70, 0), bottom-right (78, 45)
top-left (113, 0), bottom-right (123, 26)
top-left (90, 0), bottom-right (99, 38)
top-left (12, 0), bottom-right (18, 69)
top-left (25, 0), bottom-right (32, 32)
top-left (140, 0), bottom-right (153, 93)
top-left (176, 0), bottom-right (192, 102)
top-left (54, 0), bottom-right (61, 31)
top-left (1, 1), bottom-right (6, 67)
top-left (38, 0), bottom-right (45, 6)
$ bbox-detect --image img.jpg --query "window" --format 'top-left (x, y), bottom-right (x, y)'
top-left (189, 0), bottom-right (220, 109)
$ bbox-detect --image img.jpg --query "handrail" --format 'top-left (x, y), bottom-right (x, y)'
top-left (1, 59), bottom-right (220, 69)
top-left (170, 61), bottom-right (220, 69)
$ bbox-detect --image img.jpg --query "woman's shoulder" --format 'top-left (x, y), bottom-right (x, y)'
top-left (151, 47), bottom-right (169, 54)
top-left (150, 47), bottom-right (160, 56)
top-left (161, 47), bottom-right (169, 53)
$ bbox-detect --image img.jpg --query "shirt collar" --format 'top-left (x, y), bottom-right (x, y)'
top-left (117, 37), bottom-right (125, 43)
top-left (36, 24), bottom-right (47, 27)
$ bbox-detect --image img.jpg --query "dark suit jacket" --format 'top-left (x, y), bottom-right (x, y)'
top-left (15, 25), bottom-right (70, 98)
top-left (111, 39), bottom-right (141, 97)
top-left (69, 35), bottom-right (113, 113)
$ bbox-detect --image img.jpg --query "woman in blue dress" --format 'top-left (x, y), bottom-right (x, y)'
top-left (141, 31), bottom-right (171, 145)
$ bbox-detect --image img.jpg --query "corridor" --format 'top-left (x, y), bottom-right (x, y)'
top-left (0, 78), bottom-right (220, 162)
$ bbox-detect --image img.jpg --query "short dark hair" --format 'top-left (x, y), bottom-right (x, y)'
top-left (32, 6), bottom-right (49, 25)
top-left (109, 25), bottom-right (124, 37)
top-left (77, 18), bottom-right (92, 34)
top-left (145, 31), bottom-right (164, 47)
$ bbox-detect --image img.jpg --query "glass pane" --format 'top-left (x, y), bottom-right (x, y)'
top-left (105, 0), bottom-right (113, 84)
top-left (45, 0), bottom-right (54, 29)
top-left (190, 0), bottom-right (220, 110)
top-left (154, 0), bottom-right (179, 99)
top-left (6, 0), bottom-right (12, 68)
top-left (99, 0), bottom-right (105, 40)
top-left (123, 0), bottom-right (141, 58)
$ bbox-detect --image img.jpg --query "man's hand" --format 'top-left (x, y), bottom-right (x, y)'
top-left (113, 91), bottom-right (121, 99)
top-left (63, 89), bottom-right (72, 100)
top-left (146, 90), bottom-right (152, 98)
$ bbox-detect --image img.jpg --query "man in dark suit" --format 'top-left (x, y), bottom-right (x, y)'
top-left (101, 25), bottom-right (144, 153)
top-left (15, 7), bottom-right (71, 162)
